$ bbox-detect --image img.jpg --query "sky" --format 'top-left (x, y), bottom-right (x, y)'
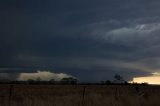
top-left (1, 0), bottom-right (160, 83)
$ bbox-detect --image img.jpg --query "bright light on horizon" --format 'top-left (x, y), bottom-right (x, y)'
top-left (131, 73), bottom-right (160, 85)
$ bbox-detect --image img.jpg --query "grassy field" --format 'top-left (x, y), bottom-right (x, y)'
top-left (0, 84), bottom-right (159, 106)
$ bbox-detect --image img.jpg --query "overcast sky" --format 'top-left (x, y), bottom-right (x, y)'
top-left (1, 0), bottom-right (160, 82)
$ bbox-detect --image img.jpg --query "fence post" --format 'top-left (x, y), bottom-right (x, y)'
top-left (114, 87), bottom-right (120, 106)
top-left (82, 86), bottom-right (86, 106)
top-left (9, 85), bottom-right (14, 106)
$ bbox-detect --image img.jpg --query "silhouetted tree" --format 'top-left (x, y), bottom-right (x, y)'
top-left (114, 74), bottom-right (123, 81)
top-left (60, 77), bottom-right (77, 84)
top-left (141, 82), bottom-right (148, 85)
top-left (36, 77), bottom-right (41, 84)
top-left (49, 79), bottom-right (55, 84)
top-left (105, 80), bottom-right (111, 85)
top-left (27, 79), bottom-right (35, 84)
top-left (113, 74), bottom-right (126, 84)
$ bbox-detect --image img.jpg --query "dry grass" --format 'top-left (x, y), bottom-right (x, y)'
top-left (0, 85), bottom-right (159, 106)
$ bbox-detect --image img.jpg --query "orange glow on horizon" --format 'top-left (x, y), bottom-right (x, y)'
top-left (131, 76), bottom-right (160, 85)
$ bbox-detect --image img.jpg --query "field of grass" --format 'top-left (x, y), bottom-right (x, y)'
top-left (0, 85), bottom-right (159, 106)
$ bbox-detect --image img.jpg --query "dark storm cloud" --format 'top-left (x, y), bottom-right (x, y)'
top-left (1, 0), bottom-right (160, 81)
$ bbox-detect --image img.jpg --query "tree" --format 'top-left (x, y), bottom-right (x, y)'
top-left (113, 74), bottom-right (125, 84)
top-left (27, 79), bottom-right (35, 84)
top-left (36, 77), bottom-right (41, 84)
top-left (114, 74), bottom-right (123, 81)
top-left (60, 77), bottom-right (77, 84)
top-left (36, 77), bottom-right (41, 81)
top-left (105, 80), bottom-right (111, 85)
top-left (49, 79), bottom-right (55, 84)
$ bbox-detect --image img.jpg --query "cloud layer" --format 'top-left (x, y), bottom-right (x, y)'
top-left (1, 0), bottom-right (160, 81)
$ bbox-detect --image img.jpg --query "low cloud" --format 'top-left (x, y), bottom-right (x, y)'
top-left (17, 71), bottom-right (74, 81)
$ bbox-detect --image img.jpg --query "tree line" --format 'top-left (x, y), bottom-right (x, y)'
top-left (0, 74), bottom-right (148, 85)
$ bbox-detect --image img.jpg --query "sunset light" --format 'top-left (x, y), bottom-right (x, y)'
top-left (131, 73), bottom-right (160, 85)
